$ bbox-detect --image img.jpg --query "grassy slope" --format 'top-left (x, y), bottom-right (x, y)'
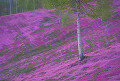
top-left (0, 1), bottom-right (120, 81)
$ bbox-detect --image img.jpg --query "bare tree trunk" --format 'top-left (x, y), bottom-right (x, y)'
top-left (76, 0), bottom-right (84, 61)
top-left (16, 0), bottom-right (17, 13)
top-left (22, 8), bottom-right (24, 12)
top-left (10, 0), bottom-right (11, 14)
top-left (33, 0), bottom-right (35, 10)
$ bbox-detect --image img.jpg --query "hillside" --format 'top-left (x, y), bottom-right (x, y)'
top-left (0, 1), bottom-right (120, 81)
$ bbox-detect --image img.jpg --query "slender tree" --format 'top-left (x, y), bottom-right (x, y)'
top-left (39, 0), bottom-right (113, 61)
top-left (16, 0), bottom-right (18, 13)
top-left (76, 0), bottom-right (84, 60)
top-left (39, 0), bottom-right (94, 61)
top-left (10, 0), bottom-right (12, 14)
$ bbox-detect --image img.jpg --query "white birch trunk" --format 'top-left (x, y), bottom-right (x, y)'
top-left (16, 0), bottom-right (17, 13)
top-left (10, 0), bottom-right (11, 14)
top-left (76, 0), bottom-right (84, 61)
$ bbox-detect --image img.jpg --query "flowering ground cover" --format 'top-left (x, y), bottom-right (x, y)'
top-left (0, 1), bottom-right (120, 81)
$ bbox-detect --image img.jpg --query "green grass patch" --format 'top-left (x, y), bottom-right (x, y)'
top-left (45, 78), bottom-right (57, 81)
top-left (81, 67), bottom-right (89, 71)
top-left (65, 31), bottom-right (76, 37)
top-left (10, 54), bottom-right (23, 62)
top-left (41, 58), bottom-right (47, 62)
top-left (65, 77), bottom-right (75, 81)
top-left (0, 49), bottom-right (10, 56)
top-left (68, 70), bottom-right (76, 74)
top-left (48, 30), bottom-right (60, 38)
top-left (70, 63), bottom-right (77, 67)
top-left (50, 40), bottom-right (61, 44)
top-left (30, 28), bottom-right (44, 35)
top-left (15, 66), bottom-right (36, 74)
top-left (9, 44), bottom-right (50, 62)
top-left (42, 17), bottom-right (51, 23)
top-left (113, 14), bottom-right (120, 20)
top-left (85, 39), bottom-right (92, 43)
top-left (92, 66), bottom-right (111, 78)
top-left (71, 37), bottom-right (77, 42)
top-left (58, 75), bottom-right (69, 80)
top-left (38, 24), bottom-right (45, 28)
top-left (54, 57), bottom-right (61, 63)
top-left (92, 72), bottom-right (100, 78)
top-left (64, 55), bottom-right (75, 61)
top-left (15, 33), bottom-right (24, 38)
top-left (85, 44), bottom-right (93, 53)
top-left (0, 68), bottom-right (10, 74)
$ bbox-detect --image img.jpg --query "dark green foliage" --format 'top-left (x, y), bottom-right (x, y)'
top-left (81, 67), bottom-right (89, 71)
top-left (113, 13), bottom-right (120, 20)
top-left (0, 49), bottom-right (9, 56)
top-left (92, 72), bottom-right (100, 78)
top-left (58, 75), bottom-right (69, 80)
top-left (9, 44), bottom-right (50, 62)
top-left (38, 24), bottom-right (45, 28)
top-left (41, 17), bottom-right (51, 23)
top-left (62, 40), bottom-right (69, 44)
top-left (45, 78), bottom-right (57, 81)
top-left (41, 58), bottom-right (47, 62)
top-left (54, 57), bottom-right (61, 63)
top-left (50, 40), bottom-right (61, 44)
top-left (30, 28), bottom-right (44, 35)
top-left (64, 55), bottom-right (75, 61)
top-left (48, 30), bottom-right (60, 38)
top-left (20, 23), bottom-right (27, 28)
top-left (92, 66), bottom-right (111, 78)
top-left (66, 77), bottom-right (75, 81)
top-left (65, 31), bottom-right (76, 37)
top-left (85, 39), bottom-right (92, 43)
top-left (15, 66), bottom-right (36, 74)
top-left (72, 37), bottom-right (77, 42)
top-left (15, 33), bottom-right (24, 38)
top-left (10, 54), bottom-right (23, 62)
top-left (70, 63), bottom-right (77, 67)
top-left (0, 68), bottom-right (10, 74)
top-left (85, 44), bottom-right (93, 53)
